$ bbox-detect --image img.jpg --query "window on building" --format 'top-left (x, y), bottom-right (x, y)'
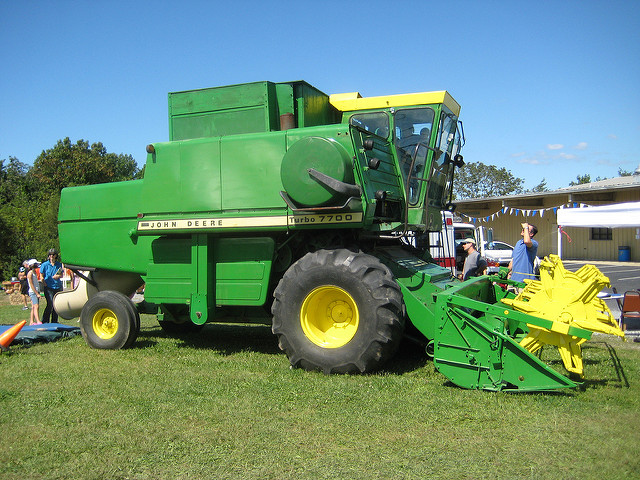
top-left (591, 227), bottom-right (612, 240)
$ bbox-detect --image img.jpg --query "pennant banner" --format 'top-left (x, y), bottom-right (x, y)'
top-left (458, 201), bottom-right (591, 224)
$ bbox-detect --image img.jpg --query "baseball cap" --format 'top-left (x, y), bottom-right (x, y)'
top-left (462, 238), bottom-right (476, 245)
top-left (27, 258), bottom-right (39, 267)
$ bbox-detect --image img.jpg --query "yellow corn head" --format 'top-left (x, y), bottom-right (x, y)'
top-left (501, 255), bottom-right (624, 377)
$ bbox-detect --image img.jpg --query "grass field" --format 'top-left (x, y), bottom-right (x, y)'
top-left (1, 293), bottom-right (639, 479)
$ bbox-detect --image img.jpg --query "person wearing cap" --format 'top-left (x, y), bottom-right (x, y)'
top-left (460, 237), bottom-right (487, 281)
top-left (26, 259), bottom-right (42, 325)
top-left (18, 261), bottom-right (29, 310)
top-left (40, 248), bottom-right (63, 323)
top-left (508, 222), bottom-right (538, 283)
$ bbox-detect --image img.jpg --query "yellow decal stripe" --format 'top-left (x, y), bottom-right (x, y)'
top-left (137, 213), bottom-right (363, 232)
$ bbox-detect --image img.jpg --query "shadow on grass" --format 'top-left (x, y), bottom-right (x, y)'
top-left (582, 342), bottom-right (630, 388)
top-left (135, 322), bottom-right (431, 375)
top-left (542, 343), bottom-right (631, 390)
top-left (380, 338), bottom-right (430, 375)
top-left (133, 323), bottom-right (631, 388)
top-left (138, 322), bottom-right (281, 356)
top-left (439, 380), bottom-right (575, 395)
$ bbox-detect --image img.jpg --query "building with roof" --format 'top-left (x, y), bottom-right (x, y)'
top-left (454, 169), bottom-right (640, 262)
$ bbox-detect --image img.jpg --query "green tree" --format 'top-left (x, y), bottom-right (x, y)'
top-left (618, 167), bottom-right (633, 176)
top-left (1, 139), bottom-right (140, 281)
top-left (528, 178), bottom-right (549, 193)
top-left (30, 137), bottom-right (139, 196)
top-left (569, 173), bottom-right (608, 186)
top-left (569, 174), bottom-right (591, 186)
top-left (0, 157), bottom-right (33, 278)
top-left (453, 162), bottom-right (524, 199)
top-left (0, 156), bottom-right (29, 203)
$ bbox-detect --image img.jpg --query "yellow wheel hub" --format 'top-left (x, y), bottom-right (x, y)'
top-left (92, 308), bottom-right (119, 340)
top-left (300, 286), bottom-right (359, 348)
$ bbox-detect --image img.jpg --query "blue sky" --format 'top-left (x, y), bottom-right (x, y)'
top-left (1, 0), bottom-right (638, 191)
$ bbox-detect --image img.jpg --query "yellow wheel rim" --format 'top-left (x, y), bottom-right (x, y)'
top-left (92, 308), bottom-right (119, 340)
top-left (300, 286), bottom-right (359, 348)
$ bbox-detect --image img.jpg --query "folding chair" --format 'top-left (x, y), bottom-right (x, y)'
top-left (620, 290), bottom-right (640, 331)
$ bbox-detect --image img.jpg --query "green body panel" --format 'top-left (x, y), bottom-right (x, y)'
top-left (144, 236), bottom-right (274, 321)
top-left (220, 132), bottom-right (287, 210)
top-left (168, 81), bottom-right (340, 141)
top-left (58, 179), bottom-right (143, 221)
top-left (145, 237), bottom-right (194, 303)
top-left (169, 81), bottom-right (279, 140)
top-left (141, 140), bottom-right (223, 213)
top-left (289, 81), bottom-right (341, 127)
top-left (213, 237), bottom-right (274, 306)
top-left (58, 219), bottom-right (155, 273)
top-left (433, 301), bottom-right (577, 391)
top-left (141, 124), bottom-right (360, 216)
top-left (58, 179), bottom-right (154, 272)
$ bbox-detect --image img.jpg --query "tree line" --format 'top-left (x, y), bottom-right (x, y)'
top-left (453, 164), bottom-right (634, 199)
top-left (1, 138), bottom-right (139, 281)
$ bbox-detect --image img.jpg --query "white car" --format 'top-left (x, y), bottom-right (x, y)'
top-left (483, 241), bottom-right (513, 273)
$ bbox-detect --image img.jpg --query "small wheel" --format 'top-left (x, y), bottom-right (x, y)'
top-left (272, 249), bottom-right (404, 373)
top-left (123, 299), bottom-right (141, 348)
top-left (80, 291), bottom-right (138, 349)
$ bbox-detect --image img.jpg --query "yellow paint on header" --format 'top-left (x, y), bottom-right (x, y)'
top-left (329, 90), bottom-right (460, 116)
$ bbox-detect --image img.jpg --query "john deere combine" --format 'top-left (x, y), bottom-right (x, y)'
top-left (54, 81), bottom-right (623, 391)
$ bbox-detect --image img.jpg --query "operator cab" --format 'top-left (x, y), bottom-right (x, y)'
top-left (331, 90), bottom-right (464, 232)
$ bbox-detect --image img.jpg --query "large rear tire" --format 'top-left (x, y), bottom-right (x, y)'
top-left (80, 291), bottom-right (139, 349)
top-left (272, 249), bottom-right (404, 373)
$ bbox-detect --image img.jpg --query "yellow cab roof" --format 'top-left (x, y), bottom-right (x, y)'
top-left (329, 90), bottom-right (460, 117)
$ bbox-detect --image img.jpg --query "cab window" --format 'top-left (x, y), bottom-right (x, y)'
top-left (349, 112), bottom-right (389, 138)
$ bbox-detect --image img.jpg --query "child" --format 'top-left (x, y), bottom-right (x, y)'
top-left (18, 262), bottom-right (29, 310)
top-left (26, 259), bottom-right (42, 325)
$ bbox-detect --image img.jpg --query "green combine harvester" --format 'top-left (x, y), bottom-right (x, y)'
top-left (54, 81), bottom-right (623, 391)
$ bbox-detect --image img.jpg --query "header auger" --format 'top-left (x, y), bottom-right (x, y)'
top-left (54, 80), bottom-right (623, 391)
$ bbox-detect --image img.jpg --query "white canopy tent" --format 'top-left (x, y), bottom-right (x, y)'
top-left (556, 201), bottom-right (640, 258)
top-left (557, 201), bottom-right (640, 228)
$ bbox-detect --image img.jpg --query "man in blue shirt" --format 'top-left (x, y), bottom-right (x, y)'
top-left (40, 248), bottom-right (63, 323)
top-left (508, 222), bottom-right (538, 284)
